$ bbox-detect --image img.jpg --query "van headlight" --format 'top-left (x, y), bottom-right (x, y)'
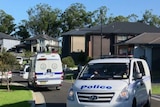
top-left (117, 87), bottom-right (129, 101)
top-left (67, 88), bottom-right (75, 101)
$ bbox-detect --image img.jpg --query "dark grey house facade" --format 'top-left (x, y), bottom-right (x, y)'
top-left (62, 22), bottom-right (160, 81)
top-left (62, 22), bottom-right (160, 59)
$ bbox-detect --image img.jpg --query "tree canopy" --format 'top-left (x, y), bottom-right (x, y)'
top-left (26, 3), bottom-right (62, 37)
top-left (0, 3), bottom-right (160, 40)
top-left (0, 10), bottom-right (15, 35)
top-left (61, 3), bottom-right (94, 32)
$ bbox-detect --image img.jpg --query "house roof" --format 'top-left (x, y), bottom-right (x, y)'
top-left (0, 32), bottom-right (19, 40)
top-left (91, 22), bottom-right (160, 35)
top-left (25, 34), bottom-right (57, 41)
top-left (120, 33), bottom-right (160, 45)
top-left (61, 28), bottom-right (94, 36)
top-left (62, 22), bottom-right (160, 36)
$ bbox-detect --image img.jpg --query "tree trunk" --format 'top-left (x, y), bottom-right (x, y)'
top-left (6, 74), bottom-right (10, 91)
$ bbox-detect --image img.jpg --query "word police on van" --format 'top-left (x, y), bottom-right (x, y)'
top-left (67, 56), bottom-right (152, 107)
top-left (81, 85), bottom-right (112, 90)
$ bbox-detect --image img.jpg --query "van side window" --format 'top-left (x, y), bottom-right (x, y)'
top-left (133, 62), bottom-right (139, 79)
top-left (26, 67), bottom-right (30, 72)
top-left (137, 61), bottom-right (145, 76)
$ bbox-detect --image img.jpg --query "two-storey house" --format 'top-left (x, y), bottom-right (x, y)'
top-left (25, 34), bottom-right (59, 53)
top-left (0, 32), bottom-right (20, 52)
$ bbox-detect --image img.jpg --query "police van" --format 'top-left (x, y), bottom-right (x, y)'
top-left (67, 56), bottom-right (152, 107)
top-left (27, 53), bottom-right (63, 90)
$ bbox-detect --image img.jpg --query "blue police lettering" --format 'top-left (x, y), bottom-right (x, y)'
top-left (81, 85), bottom-right (112, 89)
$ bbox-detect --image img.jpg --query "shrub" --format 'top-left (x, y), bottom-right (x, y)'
top-left (62, 56), bottom-right (75, 67)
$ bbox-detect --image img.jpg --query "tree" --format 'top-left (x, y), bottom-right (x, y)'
top-left (14, 20), bottom-right (31, 42)
top-left (107, 14), bottom-right (138, 24)
top-left (0, 10), bottom-right (16, 35)
top-left (0, 50), bottom-right (20, 91)
top-left (26, 3), bottom-right (62, 37)
top-left (91, 6), bottom-right (108, 26)
top-left (140, 10), bottom-right (160, 27)
top-left (127, 14), bottom-right (138, 22)
top-left (107, 15), bottom-right (129, 23)
top-left (61, 3), bottom-right (92, 32)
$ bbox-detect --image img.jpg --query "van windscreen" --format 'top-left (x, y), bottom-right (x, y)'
top-left (78, 63), bottom-right (130, 80)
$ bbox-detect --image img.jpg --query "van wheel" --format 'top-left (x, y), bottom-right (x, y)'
top-left (144, 95), bottom-right (151, 107)
top-left (132, 99), bottom-right (137, 107)
top-left (56, 86), bottom-right (61, 90)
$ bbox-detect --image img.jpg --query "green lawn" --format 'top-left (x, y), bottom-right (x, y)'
top-left (152, 84), bottom-right (160, 95)
top-left (0, 85), bottom-right (33, 107)
top-left (0, 82), bottom-right (159, 107)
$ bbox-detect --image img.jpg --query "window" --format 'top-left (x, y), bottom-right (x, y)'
top-left (117, 36), bottom-right (128, 42)
top-left (137, 61), bottom-right (145, 76)
top-left (133, 62), bottom-right (139, 79)
top-left (78, 63), bottom-right (129, 80)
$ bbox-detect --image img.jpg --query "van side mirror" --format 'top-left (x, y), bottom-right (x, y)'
top-left (136, 72), bottom-right (142, 79)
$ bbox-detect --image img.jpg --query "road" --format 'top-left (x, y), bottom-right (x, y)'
top-left (12, 72), bottom-right (160, 107)
top-left (41, 81), bottom-right (72, 107)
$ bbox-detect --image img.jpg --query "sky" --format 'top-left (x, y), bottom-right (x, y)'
top-left (0, 0), bottom-right (160, 24)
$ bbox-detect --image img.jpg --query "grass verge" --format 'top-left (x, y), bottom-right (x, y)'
top-left (152, 84), bottom-right (160, 95)
top-left (0, 85), bottom-right (32, 107)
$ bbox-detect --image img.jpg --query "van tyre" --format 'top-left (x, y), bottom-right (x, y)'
top-left (56, 86), bottom-right (61, 90)
top-left (144, 95), bottom-right (151, 107)
top-left (132, 99), bottom-right (137, 107)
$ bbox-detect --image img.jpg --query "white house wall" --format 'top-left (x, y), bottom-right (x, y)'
top-left (45, 40), bottom-right (57, 46)
top-left (3, 39), bottom-right (20, 50)
top-left (31, 39), bottom-right (58, 52)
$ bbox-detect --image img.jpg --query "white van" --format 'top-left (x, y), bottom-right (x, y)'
top-left (28, 53), bottom-right (63, 90)
top-left (22, 64), bottom-right (30, 79)
top-left (67, 57), bottom-right (152, 107)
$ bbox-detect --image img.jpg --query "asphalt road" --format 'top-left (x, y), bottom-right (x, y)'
top-left (40, 81), bottom-right (72, 107)
top-left (12, 72), bottom-right (160, 107)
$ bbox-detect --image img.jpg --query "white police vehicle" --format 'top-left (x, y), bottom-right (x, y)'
top-left (27, 53), bottom-right (63, 90)
top-left (67, 56), bottom-right (152, 107)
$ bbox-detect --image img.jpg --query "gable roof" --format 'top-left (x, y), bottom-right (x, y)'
top-left (91, 22), bottom-right (160, 35)
top-left (121, 33), bottom-right (160, 45)
top-left (26, 34), bottom-right (57, 41)
top-left (62, 22), bottom-right (160, 36)
top-left (61, 29), bottom-right (85, 36)
top-left (0, 32), bottom-right (19, 40)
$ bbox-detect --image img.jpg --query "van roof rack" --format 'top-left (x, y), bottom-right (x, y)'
top-left (100, 55), bottom-right (133, 59)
